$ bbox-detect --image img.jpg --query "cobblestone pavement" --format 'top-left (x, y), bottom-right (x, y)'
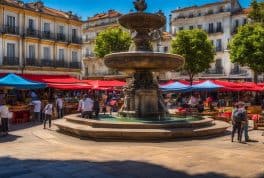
top-left (0, 122), bottom-right (264, 178)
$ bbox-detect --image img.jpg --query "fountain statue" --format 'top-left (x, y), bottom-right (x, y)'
top-left (104, 0), bottom-right (184, 119)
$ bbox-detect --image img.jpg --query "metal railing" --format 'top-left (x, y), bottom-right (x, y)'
top-left (70, 36), bottom-right (82, 44)
top-left (55, 60), bottom-right (68, 68)
top-left (69, 61), bottom-right (81, 69)
top-left (2, 25), bottom-right (20, 35)
top-left (3, 57), bottom-right (19, 66)
top-left (56, 33), bottom-right (67, 42)
top-left (25, 29), bottom-right (39, 38)
top-left (26, 58), bottom-right (38, 66)
top-left (205, 68), bottom-right (224, 75)
top-left (41, 31), bottom-right (55, 40)
top-left (41, 59), bottom-right (54, 67)
top-left (230, 68), bottom-right (248, 76)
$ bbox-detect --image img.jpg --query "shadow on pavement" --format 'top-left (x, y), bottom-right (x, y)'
top-left (0, 156), bottom-right (239, 178)
top-left (0, 134), bottom-right (21, 143)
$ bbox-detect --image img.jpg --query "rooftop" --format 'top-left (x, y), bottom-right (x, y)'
top-left (171, 1), bottom-right (228, 13)
top-left (0, 0), bottom-right (81, 21)
top-left (86, 10), bottom-right (122, 22)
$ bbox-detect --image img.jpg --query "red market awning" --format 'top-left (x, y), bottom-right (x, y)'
top-left (83, 80), bottom-right (126, 88)
top-left (21, 74), bottom-right (82, 84)
top-left (160, 80), bottom-right (175, 86)
top-left (48, 83), bottom-right (92, 90)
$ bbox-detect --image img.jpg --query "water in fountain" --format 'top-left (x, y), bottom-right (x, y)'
top-left (104, 0), bottom-right (184, 120)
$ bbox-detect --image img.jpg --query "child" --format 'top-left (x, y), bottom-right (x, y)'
top-left (43, 99), bottom-right (53, 129)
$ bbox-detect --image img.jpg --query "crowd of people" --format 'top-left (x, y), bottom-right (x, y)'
top-left (0, 90), bottom-right (121, 136)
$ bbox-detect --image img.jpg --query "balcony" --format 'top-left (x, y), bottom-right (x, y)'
top-left (208, 28), bottom-right (223, 34)
top-left (41, 59), bottom-right (54, 67)
top-left (70, 36), bottom-right (82, 44)
top-left (26, 58), bottom-right (38, 66)
top-left (230, 68), bottom-right (249, 76)
top-left (2, 25), bottom-right (19, 35)
top-left (69, 61), bottom-right (81, 69)
top-left (41, 31), bottom-right (55, 40)
top-left (56, 33), bottom-right (67, 42)
top-left (55, 60), bottom-right (68, 68)
top-left (3, 57), bottom-right (19, 66)
top-left (25, 29), bottom-right (39, 38)
top-left (204, 67), bottom-right (224, 75)
top-left (84, 53), bottom-right (95, 58)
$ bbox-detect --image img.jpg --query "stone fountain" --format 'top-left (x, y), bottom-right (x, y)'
top-left (104, 0), bottom-right (184, 119)
top-left (54, 0), bottom-right (229, 140)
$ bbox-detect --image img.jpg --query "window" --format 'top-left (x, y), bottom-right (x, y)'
top-left (189, 26), bottom-right (194, 30)
top-left (29, 45), bottom-right (35, 59)
top-left (216, 39), bottom-right (222, 51)
top-left (208, 23), bottom-right (214, 33)
top-left (59, 49), bottom-right (64, 61)
top-left (7, 43), bottom-right (15, 57)
top-left (43, 47), bottom-right (50, 59)
top-left (59, 26), bottom-right (64, 34)
top-left (216, 22), bottom-right (222, 32)
top-left (179, 27), bottom-right (184, 31)
top-left (235, 20), bottom-right (239, 27)
top-left (72, 51), bottom-right (78, 62)
top-left (72, 29), bottom-right (77, 37)
top-left (7, 16), bottom-right (15, 27)
top-left (44, 23), bottom-right (50, 32)
top-left (28, 19), bottom-right (34, 30)
top-left (197, 25), bottom-right (202, 29)
top-left (215, 59), bottom-right (223, 74)
top-left (243, 19), bottom-right (247, 25)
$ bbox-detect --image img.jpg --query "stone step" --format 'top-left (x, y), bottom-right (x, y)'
top-left (54, 119), bottom-right (230, 140)
top-left (64, 114), bottom-right (214, 129)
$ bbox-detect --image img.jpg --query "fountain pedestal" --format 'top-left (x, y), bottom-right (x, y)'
top-left (135, 89), bottom-right (159, 118)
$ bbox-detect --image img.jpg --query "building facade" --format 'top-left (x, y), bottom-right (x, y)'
top-left (82, 10), bottom-right (122, 78)
top-left (0, 0), bottom-right (82, 77)
top-left (169, 0), bottom-right (252, 80)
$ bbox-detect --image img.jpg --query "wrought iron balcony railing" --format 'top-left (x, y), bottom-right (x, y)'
top-left (3, 57), bottom-right (19, 66)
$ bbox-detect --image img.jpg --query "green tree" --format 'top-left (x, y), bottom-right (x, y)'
top-left (94, 27), bottom-right (132, 58)
top-left (171, 29), bottom-right (215, 85)
top-left (229, 23), bottom-right (264, 83)
top-left (249, 0), bottom-right (264, 24)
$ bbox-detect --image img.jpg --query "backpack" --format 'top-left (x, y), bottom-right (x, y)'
top-left (233, 109), bottom-right (246, 123)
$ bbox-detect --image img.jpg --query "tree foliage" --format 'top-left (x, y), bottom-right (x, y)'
top-left (94, 27), bottom-right (132, 58)
top-left (171, 29), bottom-right (215, 84)
top-left (229, 23), bottom-right (264, 76)
top-left (249, 0), bottom-right (264, 24)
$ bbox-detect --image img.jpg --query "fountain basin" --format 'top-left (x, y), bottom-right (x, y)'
top-left (104, 52), bottom-right (184, 71)
top-left (119, 12), bottom-right (166, 30)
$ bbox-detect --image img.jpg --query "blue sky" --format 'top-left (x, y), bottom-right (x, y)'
top-left (24, 0), bottom-right (251, 21)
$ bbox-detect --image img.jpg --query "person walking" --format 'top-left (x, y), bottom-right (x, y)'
top-left (231, 102), bottom-right (246, 142)
top-left (43, 99), bottom-right (53, 129)
top-left (0, 101), bottom-right (10, 136)
top-left (31, 98), bottom-right (42, 122)
top-left (241, 106), bottom-right (250, 142)
top-left (56, 95), bottom-right (64, 119)
top-left (93, 97), bottom-right (100, 119)
top-left (77, 95), bottom-right (84, 118)
top-left (82, 94), bottom-right (94, 119)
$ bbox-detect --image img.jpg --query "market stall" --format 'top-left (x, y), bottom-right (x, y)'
top-left (0, 74), bottom-right (46, 124)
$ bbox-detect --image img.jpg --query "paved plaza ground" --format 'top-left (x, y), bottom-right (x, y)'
top-left (0, 122), bottom-right (264, 178)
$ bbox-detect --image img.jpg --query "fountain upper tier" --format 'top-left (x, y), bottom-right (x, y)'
top-left (119, 12), bottom-right (166, 31)
top-left (104, 51), bottom-right (184, 72)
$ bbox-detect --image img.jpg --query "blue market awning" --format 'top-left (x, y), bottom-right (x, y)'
top-left (191, 80), bottom-right (223, 91)
top-left (0, 73), bottom-right (47, 89)
top-left (160, 81), bottom-right (191, 92)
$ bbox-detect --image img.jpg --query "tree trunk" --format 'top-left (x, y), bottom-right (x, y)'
top-left (189, 74), bottom-right (193, 86)
top-left (253, 72), bottom-right (258, 83)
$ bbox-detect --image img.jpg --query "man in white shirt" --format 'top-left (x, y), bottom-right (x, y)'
top-left (82, 94), bottom-right (94, 119)
top-left (43, 99), bottom-right (53, 129)
top-left (0, 101), bottom-right (10, 136)
top-left (31, 98), bottom-right (41, 122)
top-left (56, 95), bottom-right (64, 119)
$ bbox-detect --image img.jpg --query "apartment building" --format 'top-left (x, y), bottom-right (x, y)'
top-left (82, 10), bottom-right (122, 78)
top-left (0, 0), bottom-right (82, 77)
top-left (168, 0), bottom-right (251, 80)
